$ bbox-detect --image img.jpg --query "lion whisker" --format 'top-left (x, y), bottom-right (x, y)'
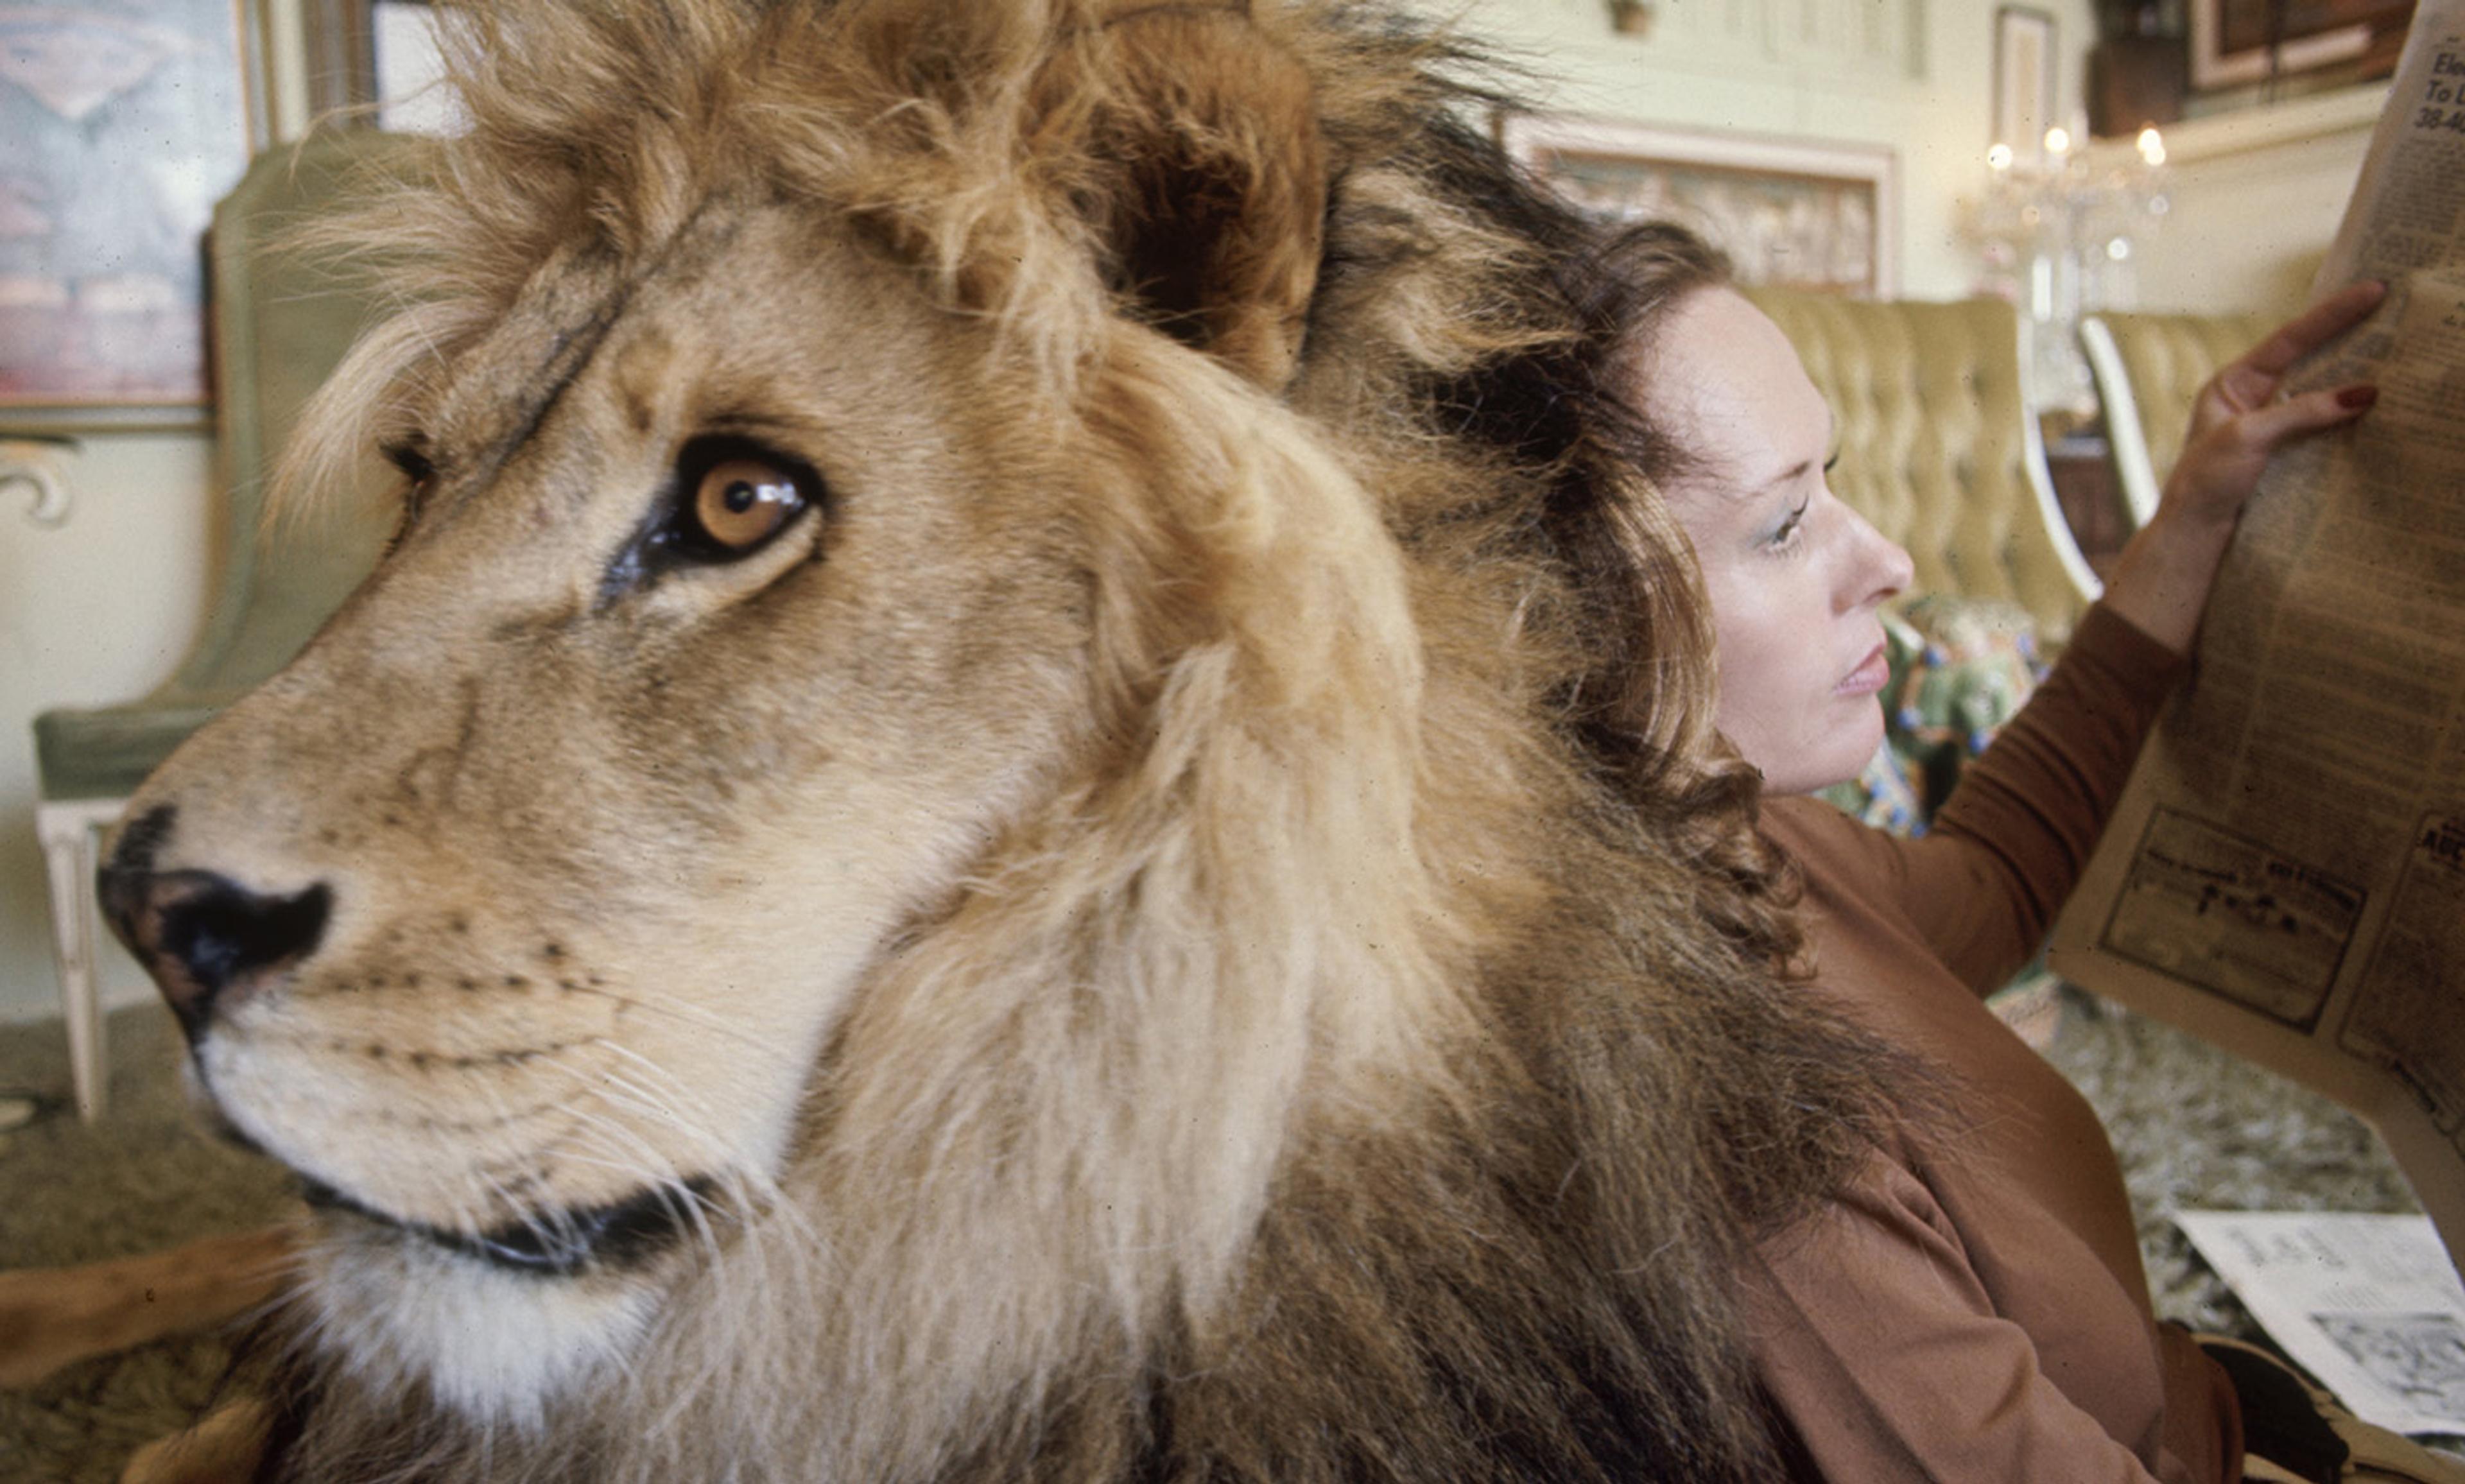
top-left (558, 981), bottom-right (774, 1055)
top-left (548, 1049), bottom-right (750, 1183)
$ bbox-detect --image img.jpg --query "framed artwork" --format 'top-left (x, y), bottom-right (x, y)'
top-left (1498, 113), bottom-right (1898, 298)
top-left (0, 0), bottom-right (264, 431)
top-left (2189, 0), bottom-right (2413, 91)
top-left (1994, 6), bottom-right (2059, 157)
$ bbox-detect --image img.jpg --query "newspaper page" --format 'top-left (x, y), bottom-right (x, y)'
top-left (2046, 0), bottom-right (2465, 1271)
top-left (2174, 1212), bottom-right (2465, 1437)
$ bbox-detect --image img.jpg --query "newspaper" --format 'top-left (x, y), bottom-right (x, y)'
top-left (2046, 0), bottom-right (2465, 1273)
top-left (2174, 1211), bottom-right (2465, 1437)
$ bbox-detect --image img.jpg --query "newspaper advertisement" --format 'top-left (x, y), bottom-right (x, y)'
top-left (2046, 0), bottom-right (2465, 1272)
top-left (2174, 1212), bottom-right (2465, 1437)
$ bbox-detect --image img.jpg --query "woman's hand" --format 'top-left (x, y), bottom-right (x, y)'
top-left (2100, 280), bottom-right (2387, 655)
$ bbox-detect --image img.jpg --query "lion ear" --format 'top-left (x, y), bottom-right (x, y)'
top-left (1051, 4), bottom-right (1328, 390)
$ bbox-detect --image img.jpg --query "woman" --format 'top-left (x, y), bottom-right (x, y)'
top-left (1598, 221), bottom-right (2423, 1482)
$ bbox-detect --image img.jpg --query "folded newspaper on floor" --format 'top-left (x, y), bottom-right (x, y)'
top-left (2174, 1212), bottom-right (2465, 1437)
top-left (2047, 0), bottom-right (2465, 1273)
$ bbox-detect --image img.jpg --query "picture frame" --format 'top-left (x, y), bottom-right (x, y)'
top-left (1498, 113), bottom-right (1898, 298)
top-left (0, 0), bottom-right (267, 432)
top-left (2188, 0), bottom-right (2413, 91)
top-left (1994, 6), bottom-right (2059, 158)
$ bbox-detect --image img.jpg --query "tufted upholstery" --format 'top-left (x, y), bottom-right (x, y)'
top-left (2079, 309), bottom-right (2277, 528)
top-left (1742, 288), bottom-right (2099, 649)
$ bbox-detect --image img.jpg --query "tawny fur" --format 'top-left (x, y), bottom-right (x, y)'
top-left (101, 2), bottom-right (1894, 1479)
top-left (0, 1229), bottom-right (291, 1392)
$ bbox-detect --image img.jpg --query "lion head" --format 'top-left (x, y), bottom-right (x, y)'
top-left (101, 2), bottom-right (1885, 1478)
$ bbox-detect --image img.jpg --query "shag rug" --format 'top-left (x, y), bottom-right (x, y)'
top-left (0, 994), bottom-right (2435, 1480)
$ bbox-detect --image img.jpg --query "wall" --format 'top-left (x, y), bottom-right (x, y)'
top-left (1446, 0), bottom-right (2099, 300)
top-left (3, 437), bottom-right (214, 1024)
top-left (2109, 85), bottom-right (2382, 315)
top-left (0, 0), bottom-right (2384, 1026)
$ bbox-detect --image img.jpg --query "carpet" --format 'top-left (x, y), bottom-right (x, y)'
top-left (0, 1008), bottom-right (292, 1483)
top-left (0, 994), bottom-right (2435, 1479)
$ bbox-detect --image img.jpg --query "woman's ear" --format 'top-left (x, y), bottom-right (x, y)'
top-left (1039, 3), bottom-right (1328, 390)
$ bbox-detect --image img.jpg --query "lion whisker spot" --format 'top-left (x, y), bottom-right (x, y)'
top-left (554, 984), bottom-right (762, 1051)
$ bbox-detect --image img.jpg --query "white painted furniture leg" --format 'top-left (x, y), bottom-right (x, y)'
top-left (35, 797), bottom-right (126, 1124)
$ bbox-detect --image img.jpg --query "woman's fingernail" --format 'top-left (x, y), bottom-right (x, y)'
top-left (2338, 385), bottom-right (2378, 410)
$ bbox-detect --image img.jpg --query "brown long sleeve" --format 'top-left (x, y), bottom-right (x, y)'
top-left (1751, 605), bottom-right (2238, 1483)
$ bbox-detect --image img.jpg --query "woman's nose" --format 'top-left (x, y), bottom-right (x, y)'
top-left (1843, 508), bottom-right (1914, 610)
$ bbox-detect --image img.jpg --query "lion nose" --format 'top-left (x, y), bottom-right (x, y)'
top-left (99, 865), bottom-right (332, 1042)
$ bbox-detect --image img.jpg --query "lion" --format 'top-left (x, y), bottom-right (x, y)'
top-left (89, 1), bottom-right (1895, 1478)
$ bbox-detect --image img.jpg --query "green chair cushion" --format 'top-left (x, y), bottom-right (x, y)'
top-left (35, 698), bottom-right (234, 802)
top-left (30, 132), bottom-right (415, 809)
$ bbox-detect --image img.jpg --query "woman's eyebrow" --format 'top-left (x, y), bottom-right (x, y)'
top-left (1745, 458), bottom-right (1815, 497)
top-left (1739, 409), bottom-right (1838, 497)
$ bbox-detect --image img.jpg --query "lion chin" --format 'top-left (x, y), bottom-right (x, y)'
top-left (300, 1206), bottom-right (666, 1427)
top-left (94, 1), bottom-right (1891, 1479)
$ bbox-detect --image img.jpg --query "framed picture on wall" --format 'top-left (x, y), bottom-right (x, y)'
top-left (2189, 0), bottom-right (2414, 91)
top-left (1994, 6), bottom-right (2059, 157)
top-left (1498, 112), bottom-right (1898, 298)
top-left (0, 0), bottom-right (265, 431)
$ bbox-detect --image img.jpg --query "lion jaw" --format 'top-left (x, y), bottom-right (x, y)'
top-left (304, 1218), bottom-right (666, 1426)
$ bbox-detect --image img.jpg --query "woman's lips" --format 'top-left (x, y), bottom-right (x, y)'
top-left (1837, 642), bottom-right (1890, 696)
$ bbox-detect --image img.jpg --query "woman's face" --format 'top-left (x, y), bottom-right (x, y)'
top-left (1647, 288), bottom-right (1914, 796)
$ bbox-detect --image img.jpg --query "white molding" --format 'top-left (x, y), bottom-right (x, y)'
top-left (2091, 84), bottom-right (2389, 170)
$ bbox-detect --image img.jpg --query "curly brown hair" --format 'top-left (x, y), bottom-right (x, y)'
top-left (1578, 219), bottom-right (1813, 972)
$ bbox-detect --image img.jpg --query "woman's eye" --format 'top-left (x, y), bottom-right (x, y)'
top-left (688, 457), bottom-right (806, 555)
top-left (1768, 499), bottom-right (1810, 550)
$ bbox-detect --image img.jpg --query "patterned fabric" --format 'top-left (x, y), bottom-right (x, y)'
top-left (1821, 595), bottom-right (2048, 837)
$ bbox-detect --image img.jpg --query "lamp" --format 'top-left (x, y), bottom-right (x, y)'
top-left (1971, 123), bottom-right (2170, 416)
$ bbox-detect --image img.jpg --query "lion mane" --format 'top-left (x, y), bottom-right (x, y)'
top-left (101, 1), bottom-right (1894, 1478)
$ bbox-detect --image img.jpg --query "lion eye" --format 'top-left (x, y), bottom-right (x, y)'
top-left (656, 438), bottom-right (820, 566)
top-left (689, 458), bottom-right (804, 555)
top-left (601, 436), bottom-right (824, 601)
top-left (379, 438), bottom-right (438, 555)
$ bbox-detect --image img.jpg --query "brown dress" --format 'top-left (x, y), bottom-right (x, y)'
top-left (1751, 603), bottom-right (2245, 1483)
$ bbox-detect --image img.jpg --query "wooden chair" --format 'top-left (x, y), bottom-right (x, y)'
top-left (2079, 308), bottom-right (2278, 528)
top-left (33, 132), bottom-right (410, 1121)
